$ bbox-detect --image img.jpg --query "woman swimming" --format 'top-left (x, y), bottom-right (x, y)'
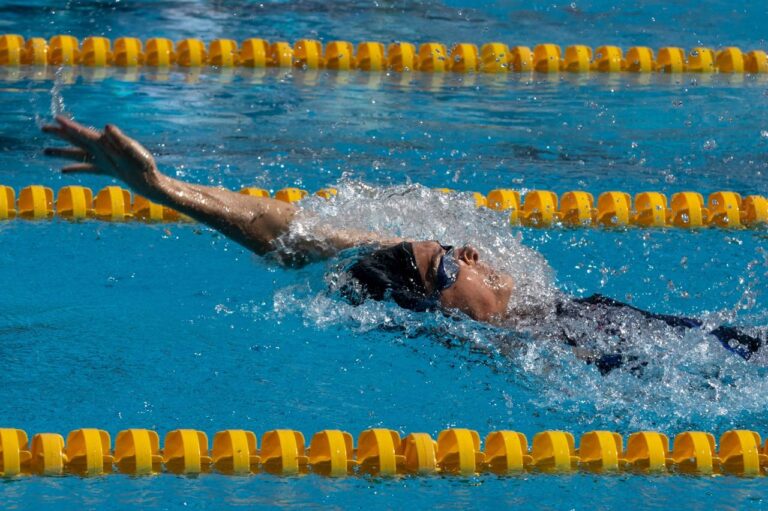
top-left (42, 116), bottom-right (764, 373)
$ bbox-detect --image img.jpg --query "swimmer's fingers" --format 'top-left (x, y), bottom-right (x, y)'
top-left (43, 146), bottom-right (91, 161)
top-left (41, 115), bottom-right (101, 149)
top-left (61, 163), bottom-right (99, 175)
top-left (41, 124), bottom-right (95, 149)
top-left (54, 115), bottom-right (101, 143)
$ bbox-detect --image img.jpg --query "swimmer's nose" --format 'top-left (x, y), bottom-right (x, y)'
top-left (459, 244), bottom-right (479, 265)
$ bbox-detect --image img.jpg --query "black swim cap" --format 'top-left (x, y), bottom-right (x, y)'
top-left (345, 242), bottom-right (431, 311)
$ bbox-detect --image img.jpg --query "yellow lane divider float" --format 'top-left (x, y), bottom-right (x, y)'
top-left (0, 34), bottom-right (767, 74)
top-left (1, 427), bottom-right (767, 477)
top-left (1, 184), bottom-right (766, 229)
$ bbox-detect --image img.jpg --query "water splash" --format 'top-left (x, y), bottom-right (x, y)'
top-left (32, 66), bottom-right (68, 129)
top-left (271, 182), bottom-right (768, 431)
top-left (50, 67), bottom-right (68, 118)
top-left (280, 180), bottom-right (557, 307)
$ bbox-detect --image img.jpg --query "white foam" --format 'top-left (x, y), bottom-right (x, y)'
top-left (271, 182), bottom-right (768, 430)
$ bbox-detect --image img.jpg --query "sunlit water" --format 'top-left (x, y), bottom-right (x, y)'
top-left (2, 0), bottom-right (768, 509)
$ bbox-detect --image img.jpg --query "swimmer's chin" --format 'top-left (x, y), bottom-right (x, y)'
top-left (444, 306), bottom-right (508, 325)
top-left (482, 310), bottom-right (512, 326)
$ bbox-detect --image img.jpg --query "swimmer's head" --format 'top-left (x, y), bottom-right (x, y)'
top-left (345, 241), bottom-right (430, 310)
top-left (346, 240), bottom-right (514, 321)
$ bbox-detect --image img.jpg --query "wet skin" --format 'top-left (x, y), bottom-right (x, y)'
top-left (42, 116), bottom-right (299, 254)
top-left (43, 116), bottom-right (514, 323)
top-left (410, 241), bottom-right (514, 323)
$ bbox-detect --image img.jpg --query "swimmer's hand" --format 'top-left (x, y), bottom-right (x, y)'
top-left (42, 115), bottom-right (298, 254)
top-left (41, 116), bottom-right (380, 258)
top-left (43, 115), bottom-right (162, 199)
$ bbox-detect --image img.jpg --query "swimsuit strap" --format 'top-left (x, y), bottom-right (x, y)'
top-left (563, 293), bottom-right (764, 367)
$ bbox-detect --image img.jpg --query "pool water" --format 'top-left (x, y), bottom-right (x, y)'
top-left (1, 0), bottom-right (768, 509)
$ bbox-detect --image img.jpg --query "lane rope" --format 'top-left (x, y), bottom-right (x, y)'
top-left (1, 184), bottom-right (766, 229)
top-left (0, 426), bottom-right (764, 477)
top-left (0, 35), bottom-right (766, 74)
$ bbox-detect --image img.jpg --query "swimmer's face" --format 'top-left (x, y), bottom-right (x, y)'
top-left (410, 241), bottom-right (514, 322)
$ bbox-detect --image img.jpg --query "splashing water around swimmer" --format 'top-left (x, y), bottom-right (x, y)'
top-left (32, 67), bottom-right (68, 129)
top-left (41, 117), bottom-right (768, 434)
top-left (272, 182), bottom-right (768, 431)
top-left (50, 68), bottom-right (67, 119)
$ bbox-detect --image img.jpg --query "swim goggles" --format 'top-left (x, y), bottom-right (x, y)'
top-left (434, 245), bottom-right (460, 292)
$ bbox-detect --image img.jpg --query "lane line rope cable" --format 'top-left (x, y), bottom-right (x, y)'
top-left (0, 35), bottom-right (766, 74)
top-left (0, 427), bottom-right (765, 477)
top-left (1, 184), bottom-right (766, 229)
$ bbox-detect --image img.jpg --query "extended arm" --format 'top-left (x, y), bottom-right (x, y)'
top-left (143, 177), bottom-right (297, 255)
top-left (43, 116), bottom-right (302, 255)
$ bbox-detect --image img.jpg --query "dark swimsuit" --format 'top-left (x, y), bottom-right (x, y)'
top-left (555, 294), bottom-right (764, 374)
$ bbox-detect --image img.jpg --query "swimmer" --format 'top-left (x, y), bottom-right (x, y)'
top-left (42, 116), bottom-right (765, 373)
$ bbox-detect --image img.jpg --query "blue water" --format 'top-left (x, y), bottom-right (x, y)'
top-left (2, 1), bottom-right (768, 509)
